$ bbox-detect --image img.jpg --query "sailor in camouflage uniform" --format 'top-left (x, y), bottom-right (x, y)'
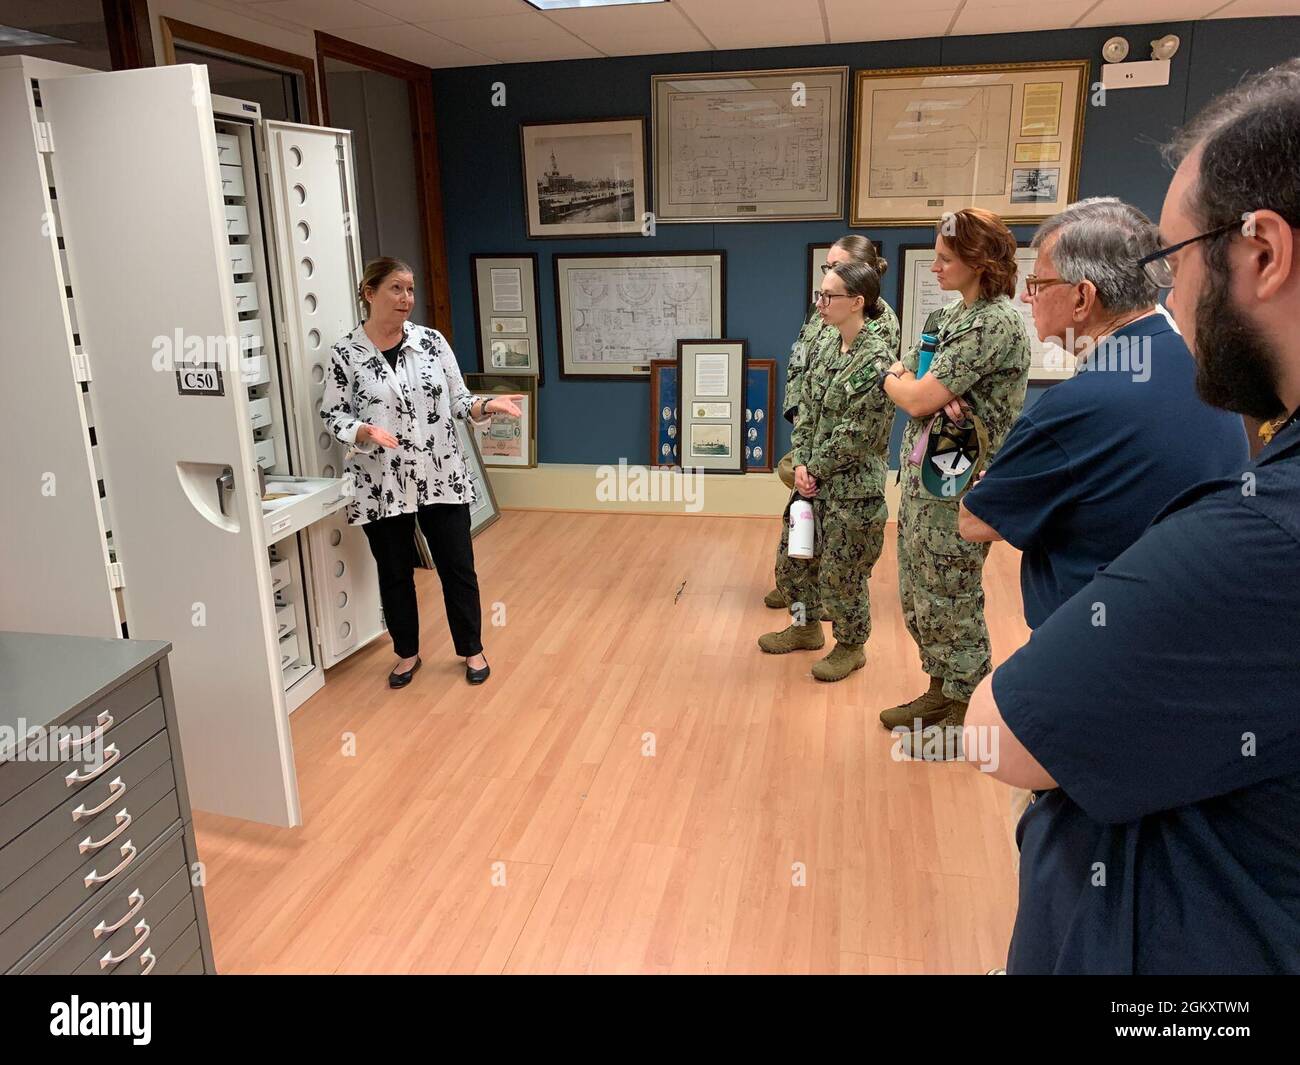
top-left (760, 260), bottom-right (900, 681)
top-left (881, 208), bottom-right (1031, 747)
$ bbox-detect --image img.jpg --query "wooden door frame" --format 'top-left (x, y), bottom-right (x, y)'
top-left (315, 31), bottom-right (452, 341)
top-left (158, 16), bottom-right (322, 125)
top-left (103, 0), bottom-right (155, 69)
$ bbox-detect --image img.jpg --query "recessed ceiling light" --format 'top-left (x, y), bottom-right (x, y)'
top-left (525, 0), bottom-right (667, 9)
top-left (0, 24), bottom-right (76, 47)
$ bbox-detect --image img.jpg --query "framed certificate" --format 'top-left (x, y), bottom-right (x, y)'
top-left (648, 358), bottom-right (679, 468)
top-left (677, 339), bottom-right (747, 474)
top-left (850, 60), bottom-right (1088, 226)
top-left (464, 373), bottom-right (538, 468)
top-left (808, 243), bottom-right (834, 316)
top-left (553, 251), bottom-right (725, 379)
top-left (744, 358), bottom-right (775, 473)
top-left (896, 243), bottom-right (1071, 383)
top-left (652, 67), bottom-right (848, 222)
top-left (471, 254), bottom-right (542, 381)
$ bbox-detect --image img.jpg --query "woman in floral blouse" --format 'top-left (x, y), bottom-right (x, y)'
top-left (321, 257), bottom-right (521, 689)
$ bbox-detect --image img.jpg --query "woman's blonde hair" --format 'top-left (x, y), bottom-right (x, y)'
top-left (358, 257), bottom-right (414, 317)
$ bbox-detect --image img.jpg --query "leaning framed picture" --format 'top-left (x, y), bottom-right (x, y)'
top-left (677, 339), bottom-right (747, 474)
top-left (896, 243), bottom-right (1071, 383)
top-left (520, 117), bottom-right (647, 239)
top-left (648, 358), bottom-right (679, 468)
top-left (554, 251), bottom-right (725, 379)
top-left (652, 67), bottom-right (847, 223)
top-left (470, 253), bottom-right (543, 382)
top-left (850, 60), bottom-right (1088, 226)
top-left (464, 373), bottom-right (538, 468)
top-left (457, 418), bottom-right (501, 536)
top-left (744, 358), bottom-right (775, 472)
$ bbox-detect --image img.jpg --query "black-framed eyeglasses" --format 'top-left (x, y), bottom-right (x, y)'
top-left (820, 263), bottom-right (832, 275)
top-left (1023, 274), bottom-right (1075, 297)
top-left (813, 290), bottom-right (856, 305)
top-left (1136, 219), bottom-right (1243, 289)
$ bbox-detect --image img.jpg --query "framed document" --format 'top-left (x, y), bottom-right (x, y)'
top-left (745, 358), bottom-right (776, 472)
top-left (471, 254), bottom-right (543, 382)
top-left (520, 117), bottom-right (647, 239)
top-left (850, 60), bottom-right (1088, 226)
top-left (553, 251), bottom-right (725, 379)
top-left (456, 418), bottom-right (501, 536)
top-left (652, 67), bottom-right (848, 222)
top-left (648, 359), bottom-right (679, 468)
top-left (677, 339), bottom-right (746, 474)
top-left (465, 373), bottom-right (537, 468)
top-left (808, 243), bottom-right (834, 315)
top-left (896, 243), bottom-right (1071, 383)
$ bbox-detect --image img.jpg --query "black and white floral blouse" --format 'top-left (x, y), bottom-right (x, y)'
top-left (321, 320), bottom-right (485, 525)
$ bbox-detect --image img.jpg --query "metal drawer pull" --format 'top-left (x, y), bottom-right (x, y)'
top-left (84, 841), bottom-right (137, 887)
top-left (72, 777), bottom-right (127, 821)
top-left (59, 710), bottom-right (113, 754)
top-left (79, 809), bottom-right (132, 853)
top-left (65, 744), bottom-right (120, 786)
top-left (99, 920), bottom-right (149, 969)
top-left (94, 889), bottom-right (145, 939)
top-left (321, 495), bottom-right (346, 509)
top-left (139, 949), bottom-right (157, 975)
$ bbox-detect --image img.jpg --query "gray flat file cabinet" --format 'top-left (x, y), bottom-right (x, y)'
top-left (1, 632), bottom-right (217, 974)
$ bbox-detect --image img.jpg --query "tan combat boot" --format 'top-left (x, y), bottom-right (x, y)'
top-left (897, 699), bottom-right (968, 761)
top-left (758, 623), bottom-right (825, 654)
top-left (811, 642), bottom-right (866, 682)
top-left (879, 676), bottom-right (948, 730)
top-left (764, 588), bottom-right (786, 608)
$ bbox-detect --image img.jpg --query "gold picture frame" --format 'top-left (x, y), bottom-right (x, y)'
top-left (850, 60), bottom-right (1089, 227)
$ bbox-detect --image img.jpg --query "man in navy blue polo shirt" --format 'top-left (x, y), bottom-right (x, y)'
top-left (965, 59), bottom-right (1300, 973)
top-left (959, 197), bottom-right (1248, 629)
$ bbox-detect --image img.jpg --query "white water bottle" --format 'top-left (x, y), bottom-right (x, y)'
top-left (788, 499), bottom-right (815, 558)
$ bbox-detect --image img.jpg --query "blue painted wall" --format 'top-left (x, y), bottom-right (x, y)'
top-left (431, 17), bottom-right (1300, 466)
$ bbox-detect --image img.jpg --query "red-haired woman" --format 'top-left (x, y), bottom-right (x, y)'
top-left (880, 208), bottom-right (1031, 755)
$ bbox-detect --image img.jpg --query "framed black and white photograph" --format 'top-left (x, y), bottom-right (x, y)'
top-left (677, 339), bottom-right (747, 474)
top-left (471, 253), bottom-right (543, 381)
top-left (520, 117), bottom-right (647, 239)
top-left (652, 67), bottom-right (848, 223)
top-left (554, 251), bottom-right (725, 379)
top-left (896, 243), bottom-right (1071, 382)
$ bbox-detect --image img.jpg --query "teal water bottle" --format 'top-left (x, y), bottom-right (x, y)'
top-left (916, 332), bottom-right (939, 378)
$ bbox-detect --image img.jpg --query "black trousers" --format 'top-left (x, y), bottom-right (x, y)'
top-left (361, 503), bottom-right (482, 660)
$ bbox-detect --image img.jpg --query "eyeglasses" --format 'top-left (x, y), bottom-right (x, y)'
top-left (813, 290), bottom-right (856, 304)
top-left (1136, 219), bottom-right (1244, 290)
top-left (1023, 275), bottom-right (1075, 297)
top-left (819, 263), bottom-right (832, 274)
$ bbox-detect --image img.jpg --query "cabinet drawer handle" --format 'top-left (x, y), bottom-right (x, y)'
top-left (84, 841), bottom-right (137, 887)
top-left (94, 889), bottom-right (145, 939)
top-left (79, 809), bottom-right (132, 853)
top-left (139, 948), bottom-right (157, 975)
top-left (321, 495), bottom-right (346, 509)
top-left (65, 744), bottom-right (120, 786)
top-left (72, 776), bottom-right (126, 821)
top-left (59, 710), bottom-right (113, 754)
top-left (100, 920), bottom-right (149, 968)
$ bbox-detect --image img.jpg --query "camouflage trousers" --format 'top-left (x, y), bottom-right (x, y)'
top-left (776, 496), bottom-right (888, 646)
top-left (897, 494), bottom-right (992, 701)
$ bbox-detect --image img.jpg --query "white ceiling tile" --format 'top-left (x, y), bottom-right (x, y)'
top-left (242, 0), bottom-right (401, 31)
top-left (470, 37), bottom-right (604, 62)
top-left (546, 4), bottom-right (712, 54)
top-left (951, 4), bottom-right (1093, 36)
top-left (411, 12), bottom-right (579, 48)
top-left (1205, 0), bottom-right (1300, 13)
top-left (597, 29), bottom-right (715, 55)
top-left (336, 23), bottom-right (498, 65)
top-left (675, 0), bottom-right (822, 22)
top-left (358, 0), bottom-right (523, 18)
top-left (702, 20), bottom-right (829, 49)
top-left (826, 9), bottom-right (957, 42)
top-left (1077, 0), bottom-right (1229, 27)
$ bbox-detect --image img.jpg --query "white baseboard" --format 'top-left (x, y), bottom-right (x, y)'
top-left (483, 462), bottom-right (903, 520)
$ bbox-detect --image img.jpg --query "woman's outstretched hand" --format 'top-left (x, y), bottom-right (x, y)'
top-left (484, 394), bottom-right (525, 418)
top-left (356, 423), bottom-right (399, 448)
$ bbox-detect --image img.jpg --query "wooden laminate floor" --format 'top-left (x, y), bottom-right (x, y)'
top-left (194, 509), bottom-right (1029, 974)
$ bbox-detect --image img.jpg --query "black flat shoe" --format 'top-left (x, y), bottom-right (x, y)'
top-left (466, 657), bottom-right (490, 685)
top-left (389, 657), bottom-right (421, 689)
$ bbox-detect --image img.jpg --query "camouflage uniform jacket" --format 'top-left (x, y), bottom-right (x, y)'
top-left (899, 295), bottom-right (1031, 499)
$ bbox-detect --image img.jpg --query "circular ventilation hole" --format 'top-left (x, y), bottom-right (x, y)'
top-left (300, 257), bottom-right (314, 279)
top-left (336, 591), bottom-right (348, 609)
top-left (296, 221), bottom-right (310, 242)
top-left (308, 329), bottom-right (321, 349)
top-left (292, 184), bottom-right (307, 205)
top-left (311, 363), bottom-right (325, 384)
top-left (339, 621), bottom-right (351, 640)
top-left (305, 293), bottom-right (317, 313)
top-left (289, 146), bottom-right (303, 167)
top-left (329, 529), bottom-right (342, 547)
top-left (323, 464), bottom-right (335, 478)
top-left (318, 432), bottom-right (331, 450)
top-left (334, 560), bottom-right (345, 578)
